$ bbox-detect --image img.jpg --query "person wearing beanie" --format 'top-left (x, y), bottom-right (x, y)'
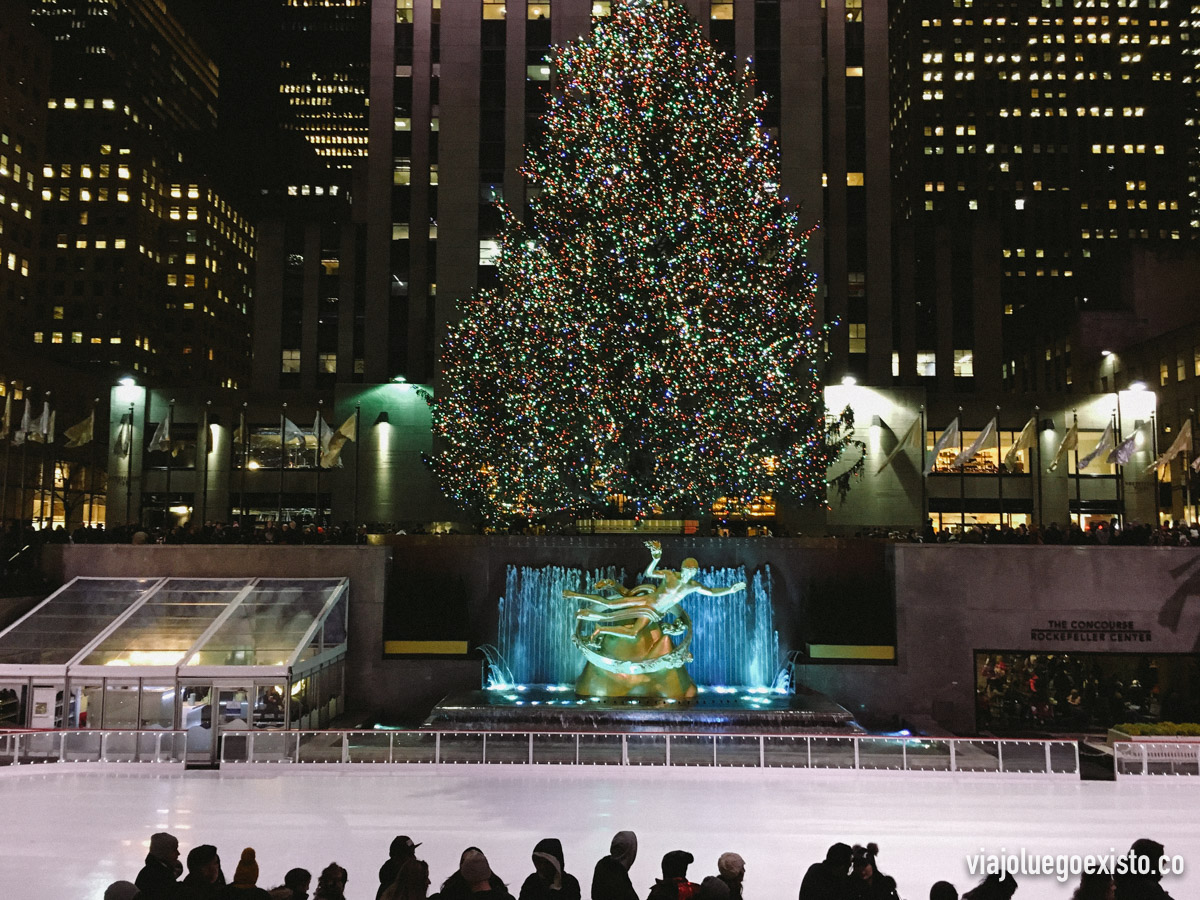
top-left (270, 868), bottom-right (313, 900)
top-left (519, 837), bottom-right (581, 900)
top-left (591, 831), bottom-right (638, 900)
top-left (716, 854), bottom-right (744, 900)
top-left (930, 882), bottom-right (959, 900)
top-left (648, 851), bottom-right (698, 900)
top-left (1115, 838), bottom-right (1173, 900)
top-left (105, 881), bottom-right (141, 900)
top-left (314, 862), bottom-right (349, 900)
top-left (849, 844), bottom-right (898, 900)
top-left (378, 836), bottom-right (424, 900)
top-left (697, 878), bottom-right (730, 900)
top-left (179, 845), bottom-right (225, 900)
top-left (799, 843), bottom-right (853, 900)
top-left (224, 848), bottom-right (272, 900)
top-left (136, 831), bottom-right (182, 899)
top-left (437, 847), bottom-right (512, 900)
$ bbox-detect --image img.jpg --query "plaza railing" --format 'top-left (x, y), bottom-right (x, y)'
top-left (219, 729), bottom-right (1079, 775)
top-left (0, 729), bottom-right (186, 767)
top-left (1113, 740), bottom-right (1200, 777)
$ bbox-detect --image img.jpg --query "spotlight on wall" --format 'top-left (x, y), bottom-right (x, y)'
top-left (391, 374), bottom-right (407, 384)
top-left (374, 411), bottom-right (390, 426)
top-left (118, 375), bottom-right (137, 387)
top-left (1100, 349), bottom-right (1114, 358)
top-left (841, 375), bottom-right (857, 386)
top-left (1127, 381), bottom-right (1148, 392)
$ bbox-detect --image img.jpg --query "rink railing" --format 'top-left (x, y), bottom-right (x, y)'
top-left (0, 729), bottom-right (186, 766)
top-left (219, 729), bottom-right (1080, 775)
top-left (1113, 740), bottom-right (1200, 777)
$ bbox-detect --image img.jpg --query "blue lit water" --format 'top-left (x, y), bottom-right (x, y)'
top-left (495, 564), bottom-right (779, 689)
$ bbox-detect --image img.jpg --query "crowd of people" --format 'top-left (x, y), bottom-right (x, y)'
top-left (100, 832), bottom-right (1177, 900)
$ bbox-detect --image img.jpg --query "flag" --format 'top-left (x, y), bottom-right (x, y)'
top-left (1078, 423), bottom-right (1115, 471)
top-left (320, 410), bottom-right (358, 468)
top-left (952, 416), bottom-right (996, 469)
top-left (12, 399), bottom-right (31, 446)
top-left (1048, 421), bottom-right (1078, 472)
top-left (112, 413), bottom-right (132, 457)
top-left (923, 417), bottom-right (959, 476)
top-left (282, 416), bottom-right (306, 446)
top-left (27, 401), bottom-right (50, 443)
top-left (233, 411), bottom-right (245, 448)
top-left (1108, 434), bottom-right (1138, 466)
top-left (313, 412), bottom-right (332, 463)
top-left (63, 411), bottom-right (94, 449)
top-left (1004, 416), bottom-right (1038, 472)
top-left (875, 416), bottom-right (921, 475)
top-left (149, 413), bottom-right (171, 452)
top-left (0, 391), bottom-right (10, 441)
top-left (1147, 419), bottom-right (1191, 475)
top-left (46, 409), bottom-right (56, 444)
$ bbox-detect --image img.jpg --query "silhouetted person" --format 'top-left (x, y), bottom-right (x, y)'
top-left (592, 831), bottom-right (638, 900)
top-left (800, 844), bottom-right (853, 900)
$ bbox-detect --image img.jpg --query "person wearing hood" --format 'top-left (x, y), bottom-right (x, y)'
top-left (591, 831), bottom-right (638, 900)
top-left (179, 845), bottom-right (225, 900)
top-left (223, 848), bottom-right (272, 900)
top-left (136, 832), bottom-right (184, 899)
top-left (448, 848), bottom-right (513, 899)
top-left (848, 844), bottom-right (898, 900)
top-left (519, 838), bottom-right (581, 900)
top-left (961, 874), bottom-right (1017, 900)
top-left (799, 843), bottom-right (853, 900)
top-left (647, 851), bottom-right (698, 900)
top-left (379, 837), bottom-right (423, 900)
top-left (106, 882), bottom-right (141, 900)
top-left (696, 879), bottom-right (729, 900)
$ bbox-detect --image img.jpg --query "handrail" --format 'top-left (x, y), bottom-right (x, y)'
top-left (0, 729), bottom-right (186, 767)
top-left (219, 729), bottom-right (1080, 775)
top-left (1113, 740), bottom-right (1200, 777)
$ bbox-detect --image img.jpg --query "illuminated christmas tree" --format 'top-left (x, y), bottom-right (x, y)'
top-left (428, 0), bottom-right (861, 524)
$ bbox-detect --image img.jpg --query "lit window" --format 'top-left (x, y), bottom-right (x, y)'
top-left (281, 349), bottom-right (301, 373)
top-left (848, 323), bottom-right (866, 354)
top-left (318, 353), bottom-right (337, 374)
top-left (953, 350), bottom-right (974, 378)
top-left (916, 352), bottom-right (937, 377)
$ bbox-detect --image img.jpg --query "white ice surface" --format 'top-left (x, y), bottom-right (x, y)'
top-left (1, 766), bottom-right (1197, 900)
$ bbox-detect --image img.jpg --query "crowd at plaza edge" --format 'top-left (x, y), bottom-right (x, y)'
top-left (99, 831), bottom-right (1177, 900)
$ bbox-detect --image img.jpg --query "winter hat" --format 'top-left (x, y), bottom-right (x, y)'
top-left (459, 848), bottom-right (493, 885)
top-left (103, 881), bottom-right (140, 900)
top-left (851, 843), bottom-right (879, 871)
top-left (390, 835), bottom-right (421, 859)
top-left (611, 831), bottom-right (638, 871)
top-left (532, 838), bottom-right (565, 889)
top-left (717, 853), bottom-right (745, 880)
top-left (233, 848), bottom-right (260, 886)
top-left (187, 845), bottom-right (219, 874)
top-left (149, 832), bottom-right (179, 862)
top-left (696, 876), bottom-right (731, 900)
top-left (929, 881), bottom-right (959, 900)
top-left (661, 850), bottom-right (695, 880)
top-left (1130, 839), bottom-right (1166, 880)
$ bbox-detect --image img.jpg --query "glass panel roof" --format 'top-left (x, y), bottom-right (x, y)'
top-left (79, 579), bottom-right (249, 667)
top-left (0, 579), bottom-right (158, 665)
top-left (188, 579), bottom-right (345, 667)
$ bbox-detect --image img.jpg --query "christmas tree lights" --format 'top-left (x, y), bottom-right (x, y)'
top-left (428, 0), bottom-right (861, 524)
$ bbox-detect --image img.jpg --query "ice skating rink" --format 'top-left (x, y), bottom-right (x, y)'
top-left (3, 766), bottom-right (1197, 900)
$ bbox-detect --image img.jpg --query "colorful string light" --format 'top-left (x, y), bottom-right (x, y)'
top-left (427, 0), bottom-right (861, 524)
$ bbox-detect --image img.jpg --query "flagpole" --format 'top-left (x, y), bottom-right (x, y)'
top-left (239, 402), bottom-right (248, 523)
top-left (1033, 406), bottom-right (1043, 531)
top-left (996, 405), bottom-right (1004, 527)
top-left (353, 402), bottom-right (361, 531)
top-left (919, 405), bottom-right (927, 527)
top-left (200, 401), bottom-right (210, 527)
top-left (1190, 408), bottom-right (1196, 525)
top-left (278, 403), bottom-right (287, 526)
top-left (315, 399), bottom-right (323, 527)
top-left (87, 399), bottom-right (98, 527)
top-left (165, 398), bottom-right (174, 529)
top-left (0, 383), bottom-right (11, 523)
top-left (1072, 410), bottom-right (1081, 528)
top-left (38, 392), bottom-right (50, 530)
top-left (958, 405), bottom-right (966, 530)
top-left (18, 429), bottom-right (28, 527)
top-left (126, 403), bottom-right (135, 526)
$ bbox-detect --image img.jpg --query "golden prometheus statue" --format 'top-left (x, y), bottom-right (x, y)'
top-left (564, 540), bottom-right (746, 699)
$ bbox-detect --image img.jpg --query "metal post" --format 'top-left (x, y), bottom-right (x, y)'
top-left (126, 402), bottom-right (135, 526)
top-left (435, 731), bottom-right (441, 764)
top-left (528, 732), bottom-right (533, 765)
top-left (38, 391), bottom-right (51, 530)
top-left (806, 736), bottom-right (812, 768)
top-left (353, 403), bottom-right (361, 530)
top-left (919, 405), bottom-right (928, 527)
top-left (958, 406), bottom-right (966, 530)
top-left (481, 733), bottom-right (487, 764)
top-left (1072, 411), bottom-right (1082, 528)
top-left (0, 382), bottom-right (13, 522)
top-left (200, 401), bottom-right (210, 527)
top-left (853, 737), bottom-right (861, 769)
top-left (239, 403), bottom-right (248, 523)
top-left (664, 735), bottom-right (671, 766)
top-left (621, 734), bottom-right (628, 766)
top-left (902, 740), bottom-right (908, 771)
top-left (949, 740), bottom-right (957, 772)
top-left (758, 735), bottom-right (764, 768)
top-left (315, 399), bottom-right (323, 526)
top-left (87, 398), bottom-right (99, 526)
top-left (996, 405), bottom-right (1004, 525)
top-left (1044, 742), bottom-right (1052, 774)
top-left (997, 740), bottom-right (1004, 773)
top-left (1034, 406), bottom-right (1043, 530)
top-left (278, 405), bottom-right (287, 526)
top-left (712, 735), bottom-right (717, 767)
top-left (164, 399), bottom-right (174, 527)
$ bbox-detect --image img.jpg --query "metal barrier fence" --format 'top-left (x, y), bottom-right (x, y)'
top-left (1113, 740), bottom-right (1200, 777)
top-left (220, 730), bottom-right (1080, 775)
top-left (0, 730), bottom-right (186, 766)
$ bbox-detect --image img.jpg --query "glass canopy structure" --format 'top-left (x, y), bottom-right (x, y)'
top-left (0, 577), bottom-right (348, 762)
